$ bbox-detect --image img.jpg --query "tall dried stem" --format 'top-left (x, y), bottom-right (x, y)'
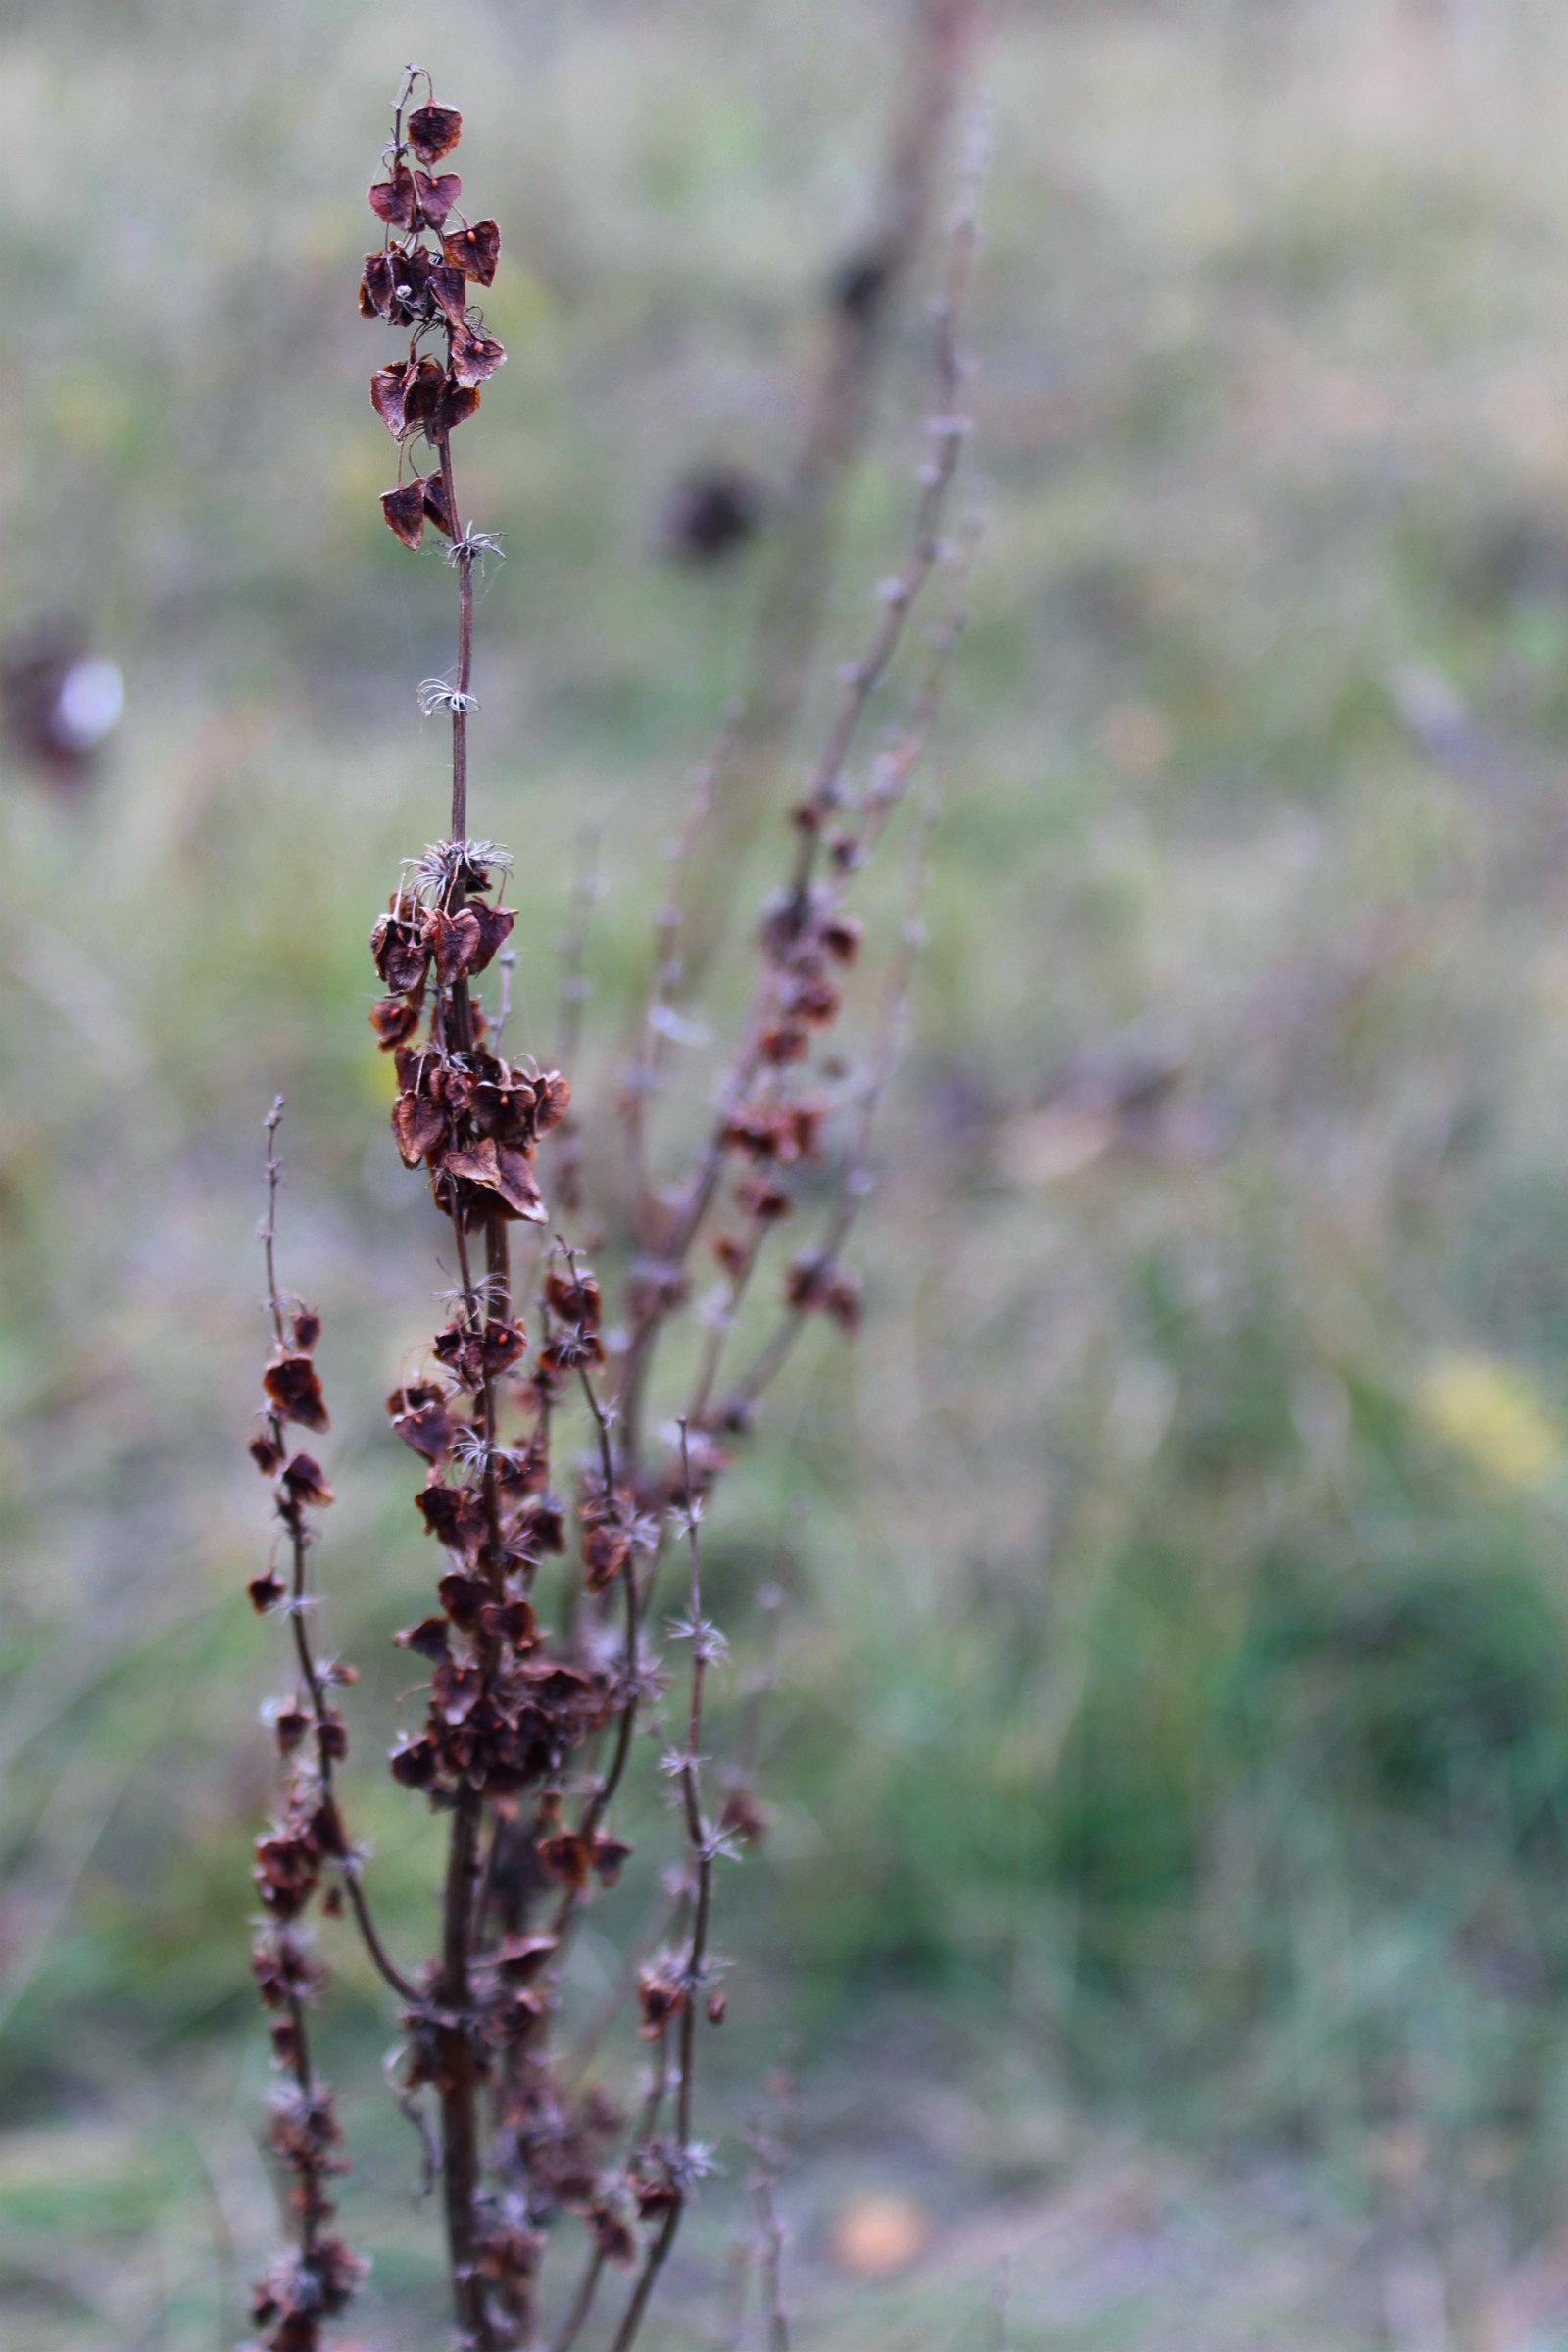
top-left (240, 57), bottom-right (980, 2352)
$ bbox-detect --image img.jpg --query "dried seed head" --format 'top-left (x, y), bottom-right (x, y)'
top-left (380, 480), bottom-right (426, 550)
top-left (414, 169), bottom-right (461, 228)
top-left (368, 162), bottom-right (418, 231)
top-left (281, 1452), bottom-right (334, 1508)
top-left (264, 1352), bottom-right (329, 1433)
top-left (407, 101), bottom-right (463, 163)
top-left (450, 322), bottom-right (507, 388)
top-left (443, 218), bottom-right (500, 284)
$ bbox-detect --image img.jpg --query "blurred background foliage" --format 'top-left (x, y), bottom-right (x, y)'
top-left (14, 0), bottom-right (1568, 2343)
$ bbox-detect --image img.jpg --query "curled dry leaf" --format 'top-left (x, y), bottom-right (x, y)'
top-left (264, 1352), bottom-right (329, 1434)
top-left (380, 480), bottom-right (426, 549)
top-left (407, 101), bottom-right (463, 163)
top-left (442, 219), bottom-right (500, 284)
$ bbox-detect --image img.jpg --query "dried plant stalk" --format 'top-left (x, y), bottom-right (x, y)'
top-left (241, 61), bottom-right (977, 2352)
top-left (672, 0), bottom-right (982, 981)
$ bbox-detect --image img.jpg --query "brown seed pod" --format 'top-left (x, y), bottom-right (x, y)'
top-left (415, 169), bottom-right (462, 228)
top-left (368, 163), bottom-right (418, 231)
top-left (407, 101), bottom-right (463, 163)
top-left (263, 1352), bottom-right (329, 1434)
top-left (450, 323), bottom-right (507, 388)
top-left (443, 219), bottom-right (500, 284)
top-left (380, 480), bottom-right (426, 550)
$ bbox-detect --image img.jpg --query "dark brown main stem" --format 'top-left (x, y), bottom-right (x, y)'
top-left (433, 407), bottom-right (498, 2350)
top-left (441, 431), bottom-right (472, 841)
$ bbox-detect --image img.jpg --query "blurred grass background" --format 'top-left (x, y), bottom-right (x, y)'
top-left (14, 0), bottom-right (1568, 2342)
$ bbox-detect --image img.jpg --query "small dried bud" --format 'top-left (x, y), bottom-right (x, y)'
top-left (250, 1431), bottom-right (286, 1476)
top-left (291, 1309), bottom-right (322, 1352)
top-left (249, 1569), bottom-right (286, 1613)
top-left (706, 1988), bottom-right (727, 2025)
